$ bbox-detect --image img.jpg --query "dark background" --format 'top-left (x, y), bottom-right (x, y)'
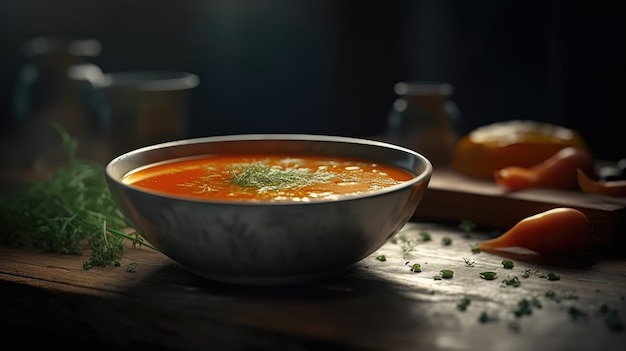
top-left (0, 0), bottom-right (622, 161)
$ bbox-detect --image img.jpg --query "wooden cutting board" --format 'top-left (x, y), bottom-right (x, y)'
top-left (413, 168), bottom-right (626, 247)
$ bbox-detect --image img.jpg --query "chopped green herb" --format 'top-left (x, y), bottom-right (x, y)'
top-left (441, 236), bottom-right (452, 246)
top-left (501, 260), bottom-right (514, 269)
top-left (478, 311), bottom-right (499, 324)
top-left (463, 258), bottom-right (475, 267)
top-left (457, 297), bottom-right (471, 311)
top-left (513, 298), bottom-right (541, 318)
top-left (458, 219), bottom-right (476, 235)
top-left (126, 262), bottom-right (138, 273)
top-left (513, 300), bottom-right (532, 318)
top-left (531, 298), bottom-right (542, 307)
top-left (419, 231), bottom-right (431, 242)
top-left (568, 306), bottom-right (588, 321)
top-left (502, 276), bottom-right (521, 287)
top-left (376, 255), bottom-right (386, 261)
top-left (522, 269), bottom-right (547, 279)
top-left (480, 272), bottom-right (497, 280)
top-left (440, 269), bottom-right (454, 279)
top-left (82, 223), bottom-right (124, 269)
top-left (547, 272), bottom-right (560, 281)
top-left (470, 244), bottom-right (481, 254)
top-left (228, 162), bottom-right (333, 191)
top-left (544, 290), bottom-right (578, 303)
top-left (394, 233), bottom-right (418, 259)
top-left (410, 263), bottom-right (421, 272)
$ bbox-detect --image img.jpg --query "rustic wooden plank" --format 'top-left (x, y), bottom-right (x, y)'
top-left (1, 222), bottom-right (625, 350)
top-left (414, 169), bottom-right (626, 246)
top-left (0, 242), bottom-right (171, 295)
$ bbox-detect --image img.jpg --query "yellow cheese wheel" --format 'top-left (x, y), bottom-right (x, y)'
top-left (452, 120), bottom-right (589, 179)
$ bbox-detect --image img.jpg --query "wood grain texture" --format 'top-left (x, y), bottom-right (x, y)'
top-left (1, 222), bottom-right (625, 350)
top-left (414, 169), bottom-right (626, 246)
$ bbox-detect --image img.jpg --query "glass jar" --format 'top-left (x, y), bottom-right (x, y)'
top-left (95, 71), bottom-right (200, 158)
top-left (386, 81), bottom-right (460, 168)
top-left (12, 37), bottom-right (103, 168)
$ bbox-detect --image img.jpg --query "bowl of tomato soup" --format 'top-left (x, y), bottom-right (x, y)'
top-left (105, 134), bottom-right (432, 284)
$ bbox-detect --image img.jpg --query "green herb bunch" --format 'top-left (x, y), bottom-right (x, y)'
top-left (0, 124), bottom-right (151, 268)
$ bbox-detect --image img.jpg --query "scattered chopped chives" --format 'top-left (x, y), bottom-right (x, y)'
top-left (501, 260), bottom-right (514, 269)
top-left (547, 272), bottom-right (560, 281)
top-left (480, 272), bottom-right (497, 280)
top-left (410, 263), bottom-right (421, 272)
top-left (457, 298), bottom-right (471, 311)
top-left (440, 269), bottom-right (454, 279)
top-left (503, 276), bottom-right (521, 287)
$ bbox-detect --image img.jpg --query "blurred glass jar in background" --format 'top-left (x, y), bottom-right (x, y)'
top-left (94, 71), bottom-right (200, 159)
top-left (12, 37), bottom-right (103, 170)
top-left (386, 81), bottom-right (460, 169)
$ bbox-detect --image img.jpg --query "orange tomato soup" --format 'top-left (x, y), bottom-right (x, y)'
top-left (122, 154), bottom-right (414, 202)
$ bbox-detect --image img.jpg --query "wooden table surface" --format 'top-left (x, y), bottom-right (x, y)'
top-left (1, 138), bottom-right (624, 350)
top-left (2, 221), bottom-right (625, 351)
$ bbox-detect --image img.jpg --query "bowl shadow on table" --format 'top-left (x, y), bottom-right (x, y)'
top-left (92, 261), bottom-right (444, 350)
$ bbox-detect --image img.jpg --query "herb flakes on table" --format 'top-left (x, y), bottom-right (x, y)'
top-left (513, 298), bottom-right (542, 318)
top-left (458, 219), bottom-right (476, 237)
top-left (546, 272), bottom-right (560, 281)
top-left (478, 311), bottom-right (499, 324)
top-left (457, 297), bottom-right (471, 311)
top-left (391, 232), bottom-right (419, 259)
top-left (501, 260), bottom-right (514, 269)
top-left (439, 269), bottom-right (454, 279)
top-left (410, 263), bottom-right (422, 272)
top-left (479, 271), bottom-right (497, 280)
top-left (419, 231), bottom-right (431, 242)
top-left (384, 222), bottom-right (625, 335)
top-left (463, 258), bottom-right (475, 267)
top-left (502, 276), bottom-right (521, 287)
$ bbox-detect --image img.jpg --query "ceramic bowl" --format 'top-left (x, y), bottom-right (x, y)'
top-left (105, 134), bottom-right (432, 284)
